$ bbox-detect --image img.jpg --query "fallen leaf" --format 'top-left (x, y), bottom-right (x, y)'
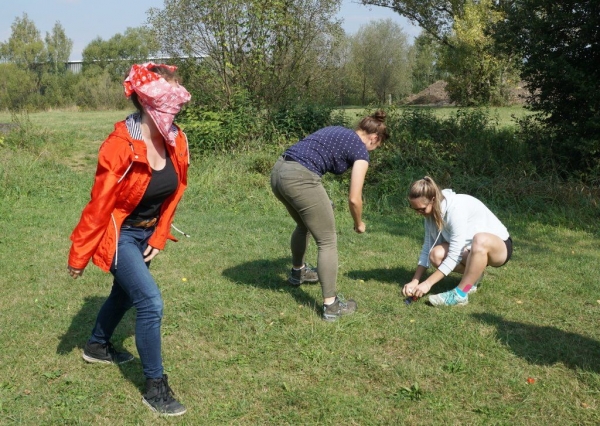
top-left (581, 402), bottom-right (590, 409)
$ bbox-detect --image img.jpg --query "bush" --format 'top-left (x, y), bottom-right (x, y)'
top-left (74, 70), bottom-right (128, 110)
top-left (366, 107), bottom-right (536, 210)
top-left (178, 90), bottom-right (267, 155)
top-left (268, 103), bottom-right (334, 140)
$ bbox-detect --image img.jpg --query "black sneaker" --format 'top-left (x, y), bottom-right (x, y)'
top-left (82, 341), bottom-right (134, 365)
top-left (322, 296), bottom-right (357, 322)
top-left (142, 375), bottom-right (187, 416)
top-left (288, 264), bottom-right (319, 286)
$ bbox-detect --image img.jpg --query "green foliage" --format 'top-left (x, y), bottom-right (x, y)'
top-left (37, 72), bottom-right (79, 108)
top-left (348, 19), bottom-right (413, 104)
top-left (148, 0), bottom-right (344, 107)
top-left (367, 107), bottom-right (537, 209)
top-left (178, 90), bottom-right (268, 155)
top-left (439, 0), bottom-right (519, 106)
top-left (45, 22), bottom-right (73, 75)
top-left (73, 70), bottom-right (128, 110)
top-left (409, 34), bottom-right (444, 93)
top-left (268, 103), bottom-right (335, 140)
top-left (0, 13), bottom-right (46, 69)
top-left (0, 63), bottom-right (38, 110)
top-left (1, 112), bottom-right (52, 153)
top-left (82, 27), bottom-right (160, 82)
top-left (495, 0), bottom-right (600, 178)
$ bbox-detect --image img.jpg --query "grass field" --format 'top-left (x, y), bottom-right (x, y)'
top-left (0, 109), bottom-right (599, 424)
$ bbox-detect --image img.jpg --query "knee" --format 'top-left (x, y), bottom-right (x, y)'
top-left (316, 232), bottom-right (337, 250)
top-left (138, 295), bottom-right (164, 319)
top-left (470, 234), bottom-right (490, 255)
top-left (429, 246), bottom-right (445, 267)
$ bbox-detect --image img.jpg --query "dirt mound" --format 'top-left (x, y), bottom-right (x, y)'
top-left (404, 80), bottom-right (453, 106)
top-left (403, 80), bottom-right (531, 106)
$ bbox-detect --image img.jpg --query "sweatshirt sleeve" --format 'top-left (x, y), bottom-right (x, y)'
top-left (437, 210), bottom-right (469, 276)
top-left (417, 219), bottom-right (435, 268)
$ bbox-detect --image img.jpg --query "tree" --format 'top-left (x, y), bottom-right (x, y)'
top-left (439, 0), bottom-right (518, 106)
top-left (495, 0), bottom-right (600, 176)
top-left (348, 19), bottom-right (411, 104)
top-left (81, 27), bottom-right (160, 81)
top-left (360, 0), bottom-right (519, 106)
top-left (45, 22), bottom-right (73, 74)
top-left (359, 0), bottom-right (464, 46)
top-left (409, 33), bottom-right (443, 93)
top-left (148, 0), bottom-right (343, 107)
top-left (0, 63), bottom-right (38, 110)
top-left (0, 13), bottom-right (46, 70)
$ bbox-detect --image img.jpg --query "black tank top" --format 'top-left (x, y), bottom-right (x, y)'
top-left (126, 155), bottom-right (178, 221)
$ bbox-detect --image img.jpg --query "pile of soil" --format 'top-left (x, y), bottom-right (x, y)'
top-left (404, 80), bottom-right (453, 106)
top-left (403, 80), bottom-right (531, 106)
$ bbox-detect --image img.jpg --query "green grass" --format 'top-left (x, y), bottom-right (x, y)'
top-left (340, 105), bottom-right (531, 128)
top-left (1, 110), bottom-right (599, 424)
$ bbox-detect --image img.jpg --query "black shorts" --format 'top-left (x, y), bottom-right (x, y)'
top-left (499, 236), bottom-right (513, 266)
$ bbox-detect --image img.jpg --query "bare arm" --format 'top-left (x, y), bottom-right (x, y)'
top-left (349, 160), bottom-right (369, 233)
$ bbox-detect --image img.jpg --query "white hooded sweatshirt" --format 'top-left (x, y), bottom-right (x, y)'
top-left (418, 189), bottom-right (510, 276)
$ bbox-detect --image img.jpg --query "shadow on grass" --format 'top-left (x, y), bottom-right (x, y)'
top-left (473, 313), bottom-right (600, 373)
top-left (222, 257), bottom-right (322, 315)
top-left (56, 296), bottom-right (143, 389)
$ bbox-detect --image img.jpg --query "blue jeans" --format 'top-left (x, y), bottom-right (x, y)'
top-left (88, 226), bottom-right (164, 379)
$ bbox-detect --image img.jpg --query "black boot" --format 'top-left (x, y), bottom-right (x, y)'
top-left (142, 374), bottom-right (186, 416)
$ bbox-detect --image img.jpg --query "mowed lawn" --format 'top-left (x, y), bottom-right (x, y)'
top-left (0, 109), bottom-right (599, 424)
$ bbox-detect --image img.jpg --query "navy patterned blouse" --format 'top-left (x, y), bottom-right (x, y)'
top-left (284, 126), bottom-right (369, 177)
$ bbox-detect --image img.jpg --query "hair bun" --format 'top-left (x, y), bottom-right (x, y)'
top-left (371, 109), bottom-right (386, 123)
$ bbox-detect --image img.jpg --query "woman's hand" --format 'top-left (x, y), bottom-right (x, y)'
top-left (354, 221), bottom-right (366, 233)
top-left (402, 279), bottom-right (419, 297)
top-left (68, 265), bottom-right (84, 279)
top-left (143, 245), bottom-right (161, 262)
top-left (413, 281), bottom-right (433, 298)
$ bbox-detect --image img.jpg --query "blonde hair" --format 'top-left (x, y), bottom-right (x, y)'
top-left (408, 176), bottom-right (445, 230)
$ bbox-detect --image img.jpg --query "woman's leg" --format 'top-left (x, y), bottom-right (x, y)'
top-left (458, 233), bottom-right (507, 290)
top-left (109, 227), bottom-right (164, 379)
top-left (271, 160), bottom-right (337, 299)
top-left (89, 280), bottom-right (133, 345)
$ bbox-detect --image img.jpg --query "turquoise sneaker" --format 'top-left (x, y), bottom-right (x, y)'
top-left (429, 288), bottom-right (468, 306)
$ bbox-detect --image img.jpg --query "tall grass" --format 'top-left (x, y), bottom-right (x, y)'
top-left (0, 110), bottom-right (599, 424)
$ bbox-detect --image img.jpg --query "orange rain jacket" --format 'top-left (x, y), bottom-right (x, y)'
top-left (68, 120), bottom-right (189, 272)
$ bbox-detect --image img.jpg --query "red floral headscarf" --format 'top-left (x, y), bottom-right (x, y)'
top-left (123, 62), bottom-right (191, 146)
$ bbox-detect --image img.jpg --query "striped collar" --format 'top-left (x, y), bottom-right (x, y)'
top-left (125, 112), bottom-right (178, 141)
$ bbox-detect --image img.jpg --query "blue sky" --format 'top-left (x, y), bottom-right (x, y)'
top-left (1, 0), bottom-right (421, 61)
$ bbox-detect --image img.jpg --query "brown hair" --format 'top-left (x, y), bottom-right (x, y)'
top-left (129, 65), bottom-right (181, 112)
top-left (356, 109), bottom-right (389, 143)
top-left (408, 176), bottom-right (445, 230)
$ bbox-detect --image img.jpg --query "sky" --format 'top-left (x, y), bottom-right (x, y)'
top-left (0, 0), bottom-right (422, 61)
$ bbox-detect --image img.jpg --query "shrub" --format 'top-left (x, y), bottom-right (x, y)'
top-left (268, 102), bottom-right (334, 140)
top-left (178, 90), bottom-right (267, 155)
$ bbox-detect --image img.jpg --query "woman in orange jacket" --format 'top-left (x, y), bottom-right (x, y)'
top-left (67, 63), bottom-right (190, 416)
